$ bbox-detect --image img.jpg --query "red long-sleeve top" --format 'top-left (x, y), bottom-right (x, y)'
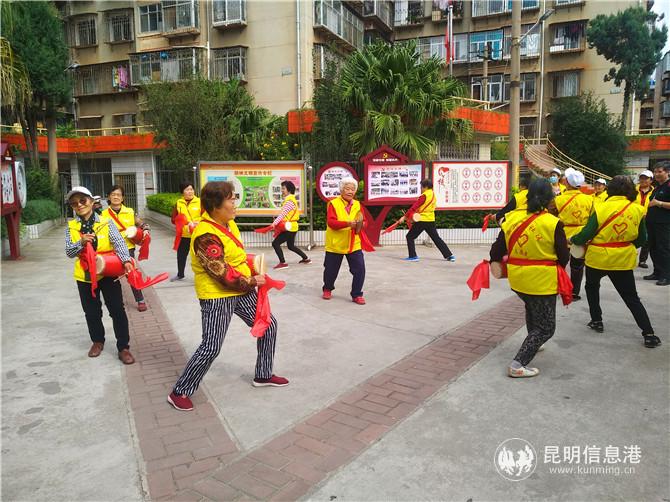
top-left (407, 194), bottom-right (427, 214)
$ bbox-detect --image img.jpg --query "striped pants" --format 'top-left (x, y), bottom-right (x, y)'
top-left (173, 291), bottom-right (278, 397)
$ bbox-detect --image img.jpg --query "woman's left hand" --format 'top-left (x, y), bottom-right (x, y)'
top-left (124, 261), bottom-right (135, 274)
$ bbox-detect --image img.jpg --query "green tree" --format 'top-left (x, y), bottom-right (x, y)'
top-left (587, 6), bottom-right (667, 129)
top-left (141, 78), bottom-right (279, 176)
top-left (339, 40), bottom-right (471, 159)
top-left (3, 1), bottom-right (71, 180)
top-left (0, 4), bottom-right (31, 116)
top-left (549, 92), bottom-right (627, 177)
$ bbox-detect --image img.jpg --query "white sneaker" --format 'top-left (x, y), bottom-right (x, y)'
top-left (538, 344), bottom-right (545, 352)
top-left (508, 366), bottom-right (540, 378)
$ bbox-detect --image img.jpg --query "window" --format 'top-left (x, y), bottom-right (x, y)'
top-left (472, 0), bottom-right (539, 17)
top-left (453, 33), bottom-right (468, 63)
top-left (502, 73), bottom-right (536, 101)
top-left (439, 142), bottom-right (479, 160)
top-left (555, 0), bottom-right (584, 6)
top-left (108, 12), bottom-right (133, 42)
top-left (394, 0), bottom-right (424, 27)
top-left (519, 117), bottom-right (537, 138)
top-left (140, 4), bottom-right (162, 32)
top-left (72, 17), bottom-right (97, 47)
top-left (471, 74), bottom-right (504, 102)
top-left (469, 30), bottom-right (503, 62)
top-left (504, 24), bottom-right (540, 58)
top-left (550, 22), bottom-right (585, 52)
top-left (112, 113), bottom-right (136, 128)
top-left (80, 68), bottom-right (96, 95)
top-left (162, 0), bottom-right (199, 31)
top-left (129, 48), bottom-right (203, 84)
top-left (74, 63), bottom-right (132, 96)
top-left (213, 0), bottom-right (246, 24)
top-left (211, 47), bottom-right (247, 81)
top-left (417, 36), bottom-right (445, 60)
top-left (553, 72), bottom-right (579, 97)
top-left (662, 101), bottom-right (670, 118)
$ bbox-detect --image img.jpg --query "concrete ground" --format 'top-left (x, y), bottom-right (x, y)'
top-left (1, 222), bottom-right (668, 501)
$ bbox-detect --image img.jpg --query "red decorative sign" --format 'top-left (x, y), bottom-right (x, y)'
top-left (315, 162), bottom-right (359, 203)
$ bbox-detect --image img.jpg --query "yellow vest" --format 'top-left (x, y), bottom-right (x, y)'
top-left (325, 197), bottom-right (362, 254)
top-left (190, 214), bottom-right (251, 299)
top-left (177, 197), bottom-right (202, 238)
top-left (513, 189), bottom-right (528, 211)
top-left (592, 191), bottom-right (608, 206)
top-left (68, 218), bottom-right (114, 283)
top-left (103, 205), bottom-right (136, 249)
top-left (417, 189), bottom-right (437, 222)
top-left (282, 194), bottom-right (299, 232)
top-left (501, 210), bottom-right (560, 295)
top-left (555, 189), bottom-right (593, 240)
top-left (585, 196), bottom-right (644, 271)
top-left (635, 185), bottom-right (652, 214)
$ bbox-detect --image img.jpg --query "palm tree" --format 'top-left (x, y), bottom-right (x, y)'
top-left (0, 4), bottom-right (31, 115)
top-left (339, 40), bottom-right (471, 160)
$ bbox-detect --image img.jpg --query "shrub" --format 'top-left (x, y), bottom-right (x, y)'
top-left (26, 166), bottom-right (57, 201)
top-left (146, 193), bottom-right (181, 217)
top-left (22, 199), bottom-right (61, 225)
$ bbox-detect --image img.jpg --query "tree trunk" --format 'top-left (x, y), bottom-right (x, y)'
top-left (620, 84), bottom-right (631, 131)
top-left (45, 106), bottom-right (58, 177)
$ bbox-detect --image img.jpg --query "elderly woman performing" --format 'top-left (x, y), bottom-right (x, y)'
top-left (322, 177), bottom-right (372, 305)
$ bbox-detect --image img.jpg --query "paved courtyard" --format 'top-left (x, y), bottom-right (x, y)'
top-left (2, 222), bottom-right (668, 501)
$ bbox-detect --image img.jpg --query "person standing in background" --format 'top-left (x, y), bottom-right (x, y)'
top-left (644, 162), bottom-right (670, 286)
top-left (592, 178), bottom-right (608, 206)
top-left (635, 170), bottom-right (654, 269)
top-left (271, 180), bottom-right (310, 270)
top-left (171, 181), bottom-right (202, 282)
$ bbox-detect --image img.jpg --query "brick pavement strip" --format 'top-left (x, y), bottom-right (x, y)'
top-left (125, 283), bottom-right (524, 500)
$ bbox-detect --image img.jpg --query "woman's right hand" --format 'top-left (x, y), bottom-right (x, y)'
top-left (254, 274), bottom-right (266, 286)
top-left (80, 233), bottom-right (95, 245)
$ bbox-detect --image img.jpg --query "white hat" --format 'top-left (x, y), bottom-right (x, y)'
top-left (65, 186), bottom-right (93, 201)
top-left (551, 168), bottom-right (562, 175)
top-left (595, 178), bottom-right (607, 185)
top-left (564, 168), bottom-right (585, 188)
top-left (639, 170), bottom-right (653, 179)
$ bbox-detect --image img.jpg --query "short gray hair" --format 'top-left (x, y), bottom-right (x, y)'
top-left (339, 177), bottom-right (358, 192)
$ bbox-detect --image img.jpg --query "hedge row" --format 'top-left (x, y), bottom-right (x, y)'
top-left (22, 199), bottom-right (61, 225)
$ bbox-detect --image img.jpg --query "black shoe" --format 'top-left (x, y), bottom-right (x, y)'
top-left (643, 335), bottom-right (662, 348)
top-left (643, 274), bottom-right (659, 281)
top-left (572, 294), bottom-right (581, 301)
top-left (638, 262), bottom-right (648, 269)
top-left (656, 278), bottom-right (670, 286)
top-left (587, 320), bottom-right (604, 333)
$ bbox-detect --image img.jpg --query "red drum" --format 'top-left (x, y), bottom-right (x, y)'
top-left (96, 254), bottom-right (135, 277)
top-left (246, 253), bottom-right (266, 275)
top-left (124, 226), bottom-right (145, 245)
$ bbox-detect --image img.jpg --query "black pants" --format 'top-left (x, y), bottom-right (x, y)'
top-left (647, 220), bottom-right (670, 280)
top-left (406, 221), bottom-right (452, 259)
top-left (128, 248), bottom-right (144, 303)
top-left (176, 237), bottom-right (191, 278)
top-left (323, 250), bottom-right (365, 298)
top-left (584, 266), bottom-right (654, 335)
top-left (77, 277), bottom-right (130, 351)
top-left (638, 243), bottom-right (649, 264)
top-left (272, 231), bottom-right (308, 263)
top-left (570, 256), bottom-right (585, 296)
top-left (513, 292), bottom-right (556, 366)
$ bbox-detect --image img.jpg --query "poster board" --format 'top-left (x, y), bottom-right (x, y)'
top-left (364, 162), bottom-right (425, 205)
top-left (432, 161), bottom-right (510, 210)
top-left (198, 161), bottom-right (305, 216)
top-left (315, 162), bottom-right (359, 202)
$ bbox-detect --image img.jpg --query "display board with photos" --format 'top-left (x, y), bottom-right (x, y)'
top-left (197, 161), bottom-right (305, 216)
top-left (364, 162), bottom-right (425, 205)
top-left (432, 161), bottom-right (510, 210)
top-left (315, 162), bottom-right (359, 202)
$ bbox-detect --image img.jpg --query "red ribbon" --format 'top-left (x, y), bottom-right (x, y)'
top-left (466, 260), bottom-right (491, 300)
top-left (254, 225), bottom-right (274, 234)
top-left (382, 219), bottom-right (402, 234)
top-left (127, 269), bottom-right (169, 290)
top-left (79, 242), bottom-right (99, 298)
top-left (482, 214), bottom-right (492, 232)
top-left (137, 233), bottom-right (151, 261)
top-left (251, 275), bottom-right (286, 338)
top-left (173, 213), bottom-right (187, 250)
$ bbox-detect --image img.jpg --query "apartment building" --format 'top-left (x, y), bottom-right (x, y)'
top-left (640, 50), bottom-right (670, 130)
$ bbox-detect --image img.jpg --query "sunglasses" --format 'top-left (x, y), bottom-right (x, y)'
top-left (69, 197), bottom-right (91, 208)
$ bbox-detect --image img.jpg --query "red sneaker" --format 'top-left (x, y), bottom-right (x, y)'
top-left (322, 289), bottom-right (332, 300)
top-left (167, 392), bottom-right (193, 411)
top-left (273, 263), bottom-right (289, 270)
top-left (252, 375), bottom-right (289, 387)
top-left (352, 296), bottom-right (366, 305)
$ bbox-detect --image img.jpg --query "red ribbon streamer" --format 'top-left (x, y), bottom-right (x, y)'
top-left (127, 269), bottom-right (169, 290)
top-left (251, 275), bottom-right (286, 338)
top-left (137, 234), bottom-right (151, 261)
top-left (482, 214), bottom-right (492, 233)
top-left (382, 220), bottom-right (401, 234)
top-left (79, 242), bottom-right (99, 298)
top-left (466, 260), bottom-right (491, 300)
top-left (173, 213), bottom-right (187, 250)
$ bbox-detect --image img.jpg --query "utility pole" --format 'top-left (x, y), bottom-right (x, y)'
top-left (448, 2), bottom-right (453, 76)
top-left (509, 0), bottom-right (521, 188)
top-left (482, 42), bottom-right (490, 102)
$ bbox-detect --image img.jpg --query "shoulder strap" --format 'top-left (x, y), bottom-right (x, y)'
top-left (105, 208), bottom-right (127, 232)
top-left (508, 212), bottom-right (544, 253)
top-left (201, 219), bottom-right (244, 249)
top-left (557, 193), bottom-right (580, 215)
top-left (594, 202), bottom-right (634, 237)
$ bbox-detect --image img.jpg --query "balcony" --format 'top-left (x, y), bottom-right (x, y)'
top-left (313, 44), bottom-right (345, 80)
top-left (362, 0), bottom-right (393, 32)
top-left (554, 0), bottom-right (585, 7)
top-left (549, 35), bottom-right (586, 53)
top-left (431, 0), bottom-right (463, 21)
top-left (212, 0), bottom-right (246, 29)
top-left (211, 46), bottom-right (247, 82)
top-left (550, 21), bottom-right (586, 54)
top-left (74, 62), bottom-right (134, 97)
top-left (314, 1), bottom-right (364, 52)
top-left (129, 47), bottom-right (205, 85)
top-left (161, 0), bottom-right (199, 38)
top-left (394, 1), bottom-right (424, 28)
top-left (472, 0), bottom-right (539, 18)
